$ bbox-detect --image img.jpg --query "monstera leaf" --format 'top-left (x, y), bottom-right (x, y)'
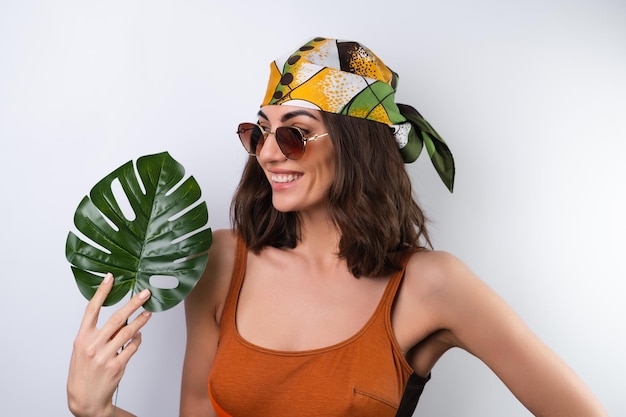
top-left (66, 152), bottom-right (212, 312)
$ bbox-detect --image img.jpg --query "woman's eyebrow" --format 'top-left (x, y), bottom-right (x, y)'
top-left (256, 108), bottom-right (321, 123)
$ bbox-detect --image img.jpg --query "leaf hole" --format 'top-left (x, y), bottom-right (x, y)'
top-left (168, 198), bottom-right (202, 222)
top-left (91, 203), bottom-right (119, 232)
top-left (149, 275), bottom-right (179, 289)
top-left (111, 178), bottom-right (136, 221)
top-left (69, 229), bottom-right (112, 255)
top-left (171, 225), bottom-right (210, 245)
top-left (133, 161), bottom-right (147, 195)
top-left (164, 174), bottom-right (189, 197)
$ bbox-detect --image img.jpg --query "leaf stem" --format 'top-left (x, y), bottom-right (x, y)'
top-left (112, 317), bottom-right (129, 417)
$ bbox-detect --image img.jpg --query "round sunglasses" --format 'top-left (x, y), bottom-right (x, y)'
top-left (236, 122), bottom-right (329, 160)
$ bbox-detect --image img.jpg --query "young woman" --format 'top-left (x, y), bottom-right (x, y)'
top-left (67, 37), bottom-right (608, 417)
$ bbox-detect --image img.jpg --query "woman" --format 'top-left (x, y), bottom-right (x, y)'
top-left (67, 37), bottom-right (608, 416)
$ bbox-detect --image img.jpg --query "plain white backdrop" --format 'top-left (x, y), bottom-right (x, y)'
top-left (1, 0), bottom-right (624, 415)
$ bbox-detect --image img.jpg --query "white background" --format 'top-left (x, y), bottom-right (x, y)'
top-left (1, 0), bottom-right (624, 415)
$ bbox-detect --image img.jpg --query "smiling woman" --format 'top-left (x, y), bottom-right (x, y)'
top-left (66, 36), bottom-right (610, 417)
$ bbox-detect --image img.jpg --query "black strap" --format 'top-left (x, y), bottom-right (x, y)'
top-left (394, 372), bottom-right (431, 417)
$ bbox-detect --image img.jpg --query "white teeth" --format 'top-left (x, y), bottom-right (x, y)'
top-left (271, 174), bottom-right (301, 183)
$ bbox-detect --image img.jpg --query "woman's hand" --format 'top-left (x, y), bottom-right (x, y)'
top-left (67, 273), bottom-right (152, 417)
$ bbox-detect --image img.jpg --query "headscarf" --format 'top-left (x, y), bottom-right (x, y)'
top-left (262, 37), bottom-right (455, 192)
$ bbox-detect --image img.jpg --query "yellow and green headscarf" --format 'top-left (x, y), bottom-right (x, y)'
top-left (262, 37), bottom-right (455, 192)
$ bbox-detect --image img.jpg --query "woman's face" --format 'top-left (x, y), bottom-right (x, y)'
top-left (255, 105), bottom-right (335, 214)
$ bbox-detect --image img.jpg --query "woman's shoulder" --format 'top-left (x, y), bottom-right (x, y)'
top-left (405, 248), bottom-right (469, 281)
top-left (401, 248), bottom-right (514, 339)
top-left (392, 249), bottom-right (475, 359)
top-left (209, 228), bottom-right (239, 258)
top-left (401, 248), bottom-right (481, 303)
top-left (203, 228), bottom-right (239, 285)
top-left (184, 228), bottom-right (238, 322)
top-left (397, 249), bottom-right (502, 352)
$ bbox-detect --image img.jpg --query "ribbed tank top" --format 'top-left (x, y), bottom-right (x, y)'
top-left (208, 237), bottom-right (429, 417)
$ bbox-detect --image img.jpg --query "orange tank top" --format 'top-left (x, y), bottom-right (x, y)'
top-left (208, 237), bottom-right (426, 417)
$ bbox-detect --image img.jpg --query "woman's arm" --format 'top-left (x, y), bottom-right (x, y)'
top-left (67, 273), bottom-right (151, 417)
top-left (410, 251), bottom-right (608, 417)
top-left (179, 229), bottom-right (237, 417)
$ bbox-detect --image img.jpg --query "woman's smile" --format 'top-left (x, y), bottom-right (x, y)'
top-left (270, 170), bottom-right (303, 184)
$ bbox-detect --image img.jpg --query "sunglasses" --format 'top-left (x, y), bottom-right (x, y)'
top-left (236, 122), bottom-right (329, 160)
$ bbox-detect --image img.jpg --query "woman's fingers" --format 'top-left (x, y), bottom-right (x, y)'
top-left (109, 310), bottom-right (152, 357)
top-left (116, 331), bottom-right (143, 362)
top-left (79, 273), bottom-right (114, 331)
top-left (98, 288), bottom-right (152, 346)
top-left (75, 273), bottom-right (153, 359)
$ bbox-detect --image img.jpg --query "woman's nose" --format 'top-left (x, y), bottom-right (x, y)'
top-left (257, 132), bottom-right (286, 162)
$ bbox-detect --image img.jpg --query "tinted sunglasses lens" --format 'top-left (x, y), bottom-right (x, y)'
top-left (237, 123), bottom-right (264, 154)
top-left (275, 126), bottom-right (305, 159)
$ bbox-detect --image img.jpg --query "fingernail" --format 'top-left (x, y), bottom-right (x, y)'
top-left (138, 289), bottom-right (151, 300)
top-left (142, 311), bottom-right (152, 318)
top-left (103, 273), bottom-right (113, 284)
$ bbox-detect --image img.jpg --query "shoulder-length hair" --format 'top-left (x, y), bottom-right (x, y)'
top-left (230, 111), bottom-right (431, 277)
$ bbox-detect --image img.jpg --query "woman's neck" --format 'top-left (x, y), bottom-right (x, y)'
top-left (295, 210), bottom-right (342, 264)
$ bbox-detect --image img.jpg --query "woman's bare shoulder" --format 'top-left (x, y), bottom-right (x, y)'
top-left (208, 228), bottom-right (239, 266)
top-left (184, 228), bottom-right (238, 321)
top-left (399, 249), bottom-right (496, 340)
top-left (403, 249), bottom-right (474, 296)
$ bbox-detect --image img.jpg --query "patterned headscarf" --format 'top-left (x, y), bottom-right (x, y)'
top-left (262, 37), bottom-right (455, 192)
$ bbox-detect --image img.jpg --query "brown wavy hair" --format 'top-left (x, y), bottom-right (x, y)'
top-left (230, 111), bottom-right (431, 277)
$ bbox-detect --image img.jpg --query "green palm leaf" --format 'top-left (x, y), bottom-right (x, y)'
top-left (65, 152), bottom-right (212, 312)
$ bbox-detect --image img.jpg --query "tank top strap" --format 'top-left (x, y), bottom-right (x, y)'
top-left (378, 247), bottom-right (421, 312)
top-left (220, 233), bottom-right (248, 329)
